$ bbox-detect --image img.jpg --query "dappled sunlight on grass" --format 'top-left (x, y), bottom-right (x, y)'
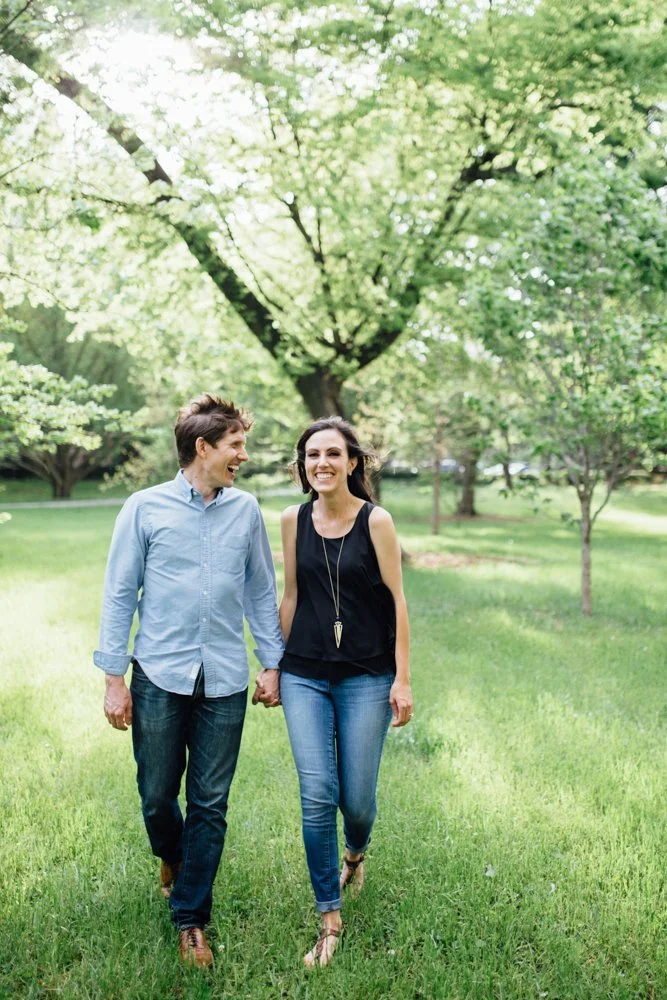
top-left (1, 486), bottom-right (665, 998)
top-left (597, 506), bottom-right (667, 534)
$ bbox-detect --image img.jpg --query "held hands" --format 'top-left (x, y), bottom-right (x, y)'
top-left (104, 675), bottom-right (132, 731)
top-left (251, 668), bottom-right (281, 708)
top-left (390, 679), bottom-right (413, 727)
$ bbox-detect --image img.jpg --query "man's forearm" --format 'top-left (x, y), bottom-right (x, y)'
top-left (106, 672), bottom-right (128, 686)
top-left (94, 600), bottom-right (138, 673)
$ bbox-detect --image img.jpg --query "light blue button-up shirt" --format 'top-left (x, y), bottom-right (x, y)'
top-left (93, 471), bottom-right (284, 697)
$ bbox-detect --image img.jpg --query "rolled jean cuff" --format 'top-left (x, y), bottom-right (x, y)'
top-left (345, 838), bottom-right (370, 855)
top-left (315, 896), bottom-right (342, 914)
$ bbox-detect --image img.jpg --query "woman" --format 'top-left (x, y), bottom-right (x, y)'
top-left (276, 416), bottom-right (413, 968)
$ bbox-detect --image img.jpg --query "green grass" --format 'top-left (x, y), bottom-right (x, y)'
top-left (1, 484), bottom-right (665, 999)
top-left (0, 477), bottom-right (130, 503)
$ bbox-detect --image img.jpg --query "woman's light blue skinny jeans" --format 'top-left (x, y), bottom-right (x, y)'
top-left (280, 671), bottom-right (393, 913)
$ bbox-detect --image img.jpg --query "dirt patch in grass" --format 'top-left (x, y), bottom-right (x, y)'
top-left (410, 551), bottom-right (539, 570)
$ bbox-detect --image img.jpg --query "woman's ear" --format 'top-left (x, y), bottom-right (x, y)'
top-left (348, 456), bottom-right (358, 476)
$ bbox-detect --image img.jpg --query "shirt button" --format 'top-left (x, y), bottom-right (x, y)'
top-left (202, 617), bottom-right (207, 623)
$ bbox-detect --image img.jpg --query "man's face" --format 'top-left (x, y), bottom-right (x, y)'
top-left (202, 426), bottom-right (249, 488)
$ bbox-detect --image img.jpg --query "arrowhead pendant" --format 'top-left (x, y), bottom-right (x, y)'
top-left (334, 619), bottom-right (343, 649)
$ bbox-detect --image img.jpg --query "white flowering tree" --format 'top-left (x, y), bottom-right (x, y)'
top-left (0, 343), bottom-right (143, 497)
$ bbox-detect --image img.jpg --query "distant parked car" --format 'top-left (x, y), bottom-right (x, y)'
top-left (384, 461), bottom-right (419, 479)
top-left (440, 459), bottom-right (463, 475)
top-left (482, 461), bottom-right (540, 481)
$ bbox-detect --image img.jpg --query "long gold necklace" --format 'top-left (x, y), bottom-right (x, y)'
top-left (321, 532), bottom-right (346, 648)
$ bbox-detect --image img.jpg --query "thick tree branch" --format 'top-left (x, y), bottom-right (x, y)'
top-left (2, 29), bottom-right (287, 360)
top-left (0, 0), bottom-right (34, 41)
top-left (279, 194), bottom-right (345, 352)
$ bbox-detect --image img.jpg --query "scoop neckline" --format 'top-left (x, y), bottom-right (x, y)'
top-left (310, 500), bottom-right (367, 541)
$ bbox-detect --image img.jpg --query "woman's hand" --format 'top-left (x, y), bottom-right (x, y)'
top-left (251, 668), bottom-right (281, 708)
top-left (390, 679), bottom-right (413, 727)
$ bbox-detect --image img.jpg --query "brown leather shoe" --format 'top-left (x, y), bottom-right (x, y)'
top-left (179, 927), bottom-right (213, 968)
top-left (160, 860), bottom-right (182, 899)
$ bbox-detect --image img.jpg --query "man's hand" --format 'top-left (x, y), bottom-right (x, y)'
top-left (251, 668), bottom-right (281, 708)
top-left (104, 674), bottom-right (133, 730)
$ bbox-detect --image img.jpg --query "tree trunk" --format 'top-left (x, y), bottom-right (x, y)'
top-left (431, 406), bottom-right (446, 534)
top-left (295, 370), bottom-right (346, 419)
top-left (502, 461), bottom-right (514, 492)
top-left (501, 428), bottom-right (513, 491)
top-left (580, 493), bottom-right (593, 615)
top-left (432, 459), bottom-right (442, 533)
top-left (52, 478), bottom-right (73, 499)
top-left (49, 446), bottom-right (90, 499)
top-left (456, 448), bottom-right (479, 517)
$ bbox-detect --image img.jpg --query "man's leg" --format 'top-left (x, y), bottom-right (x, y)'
top-left (168, 685), bottom-right (247, 931)
top-left (130, 661), bottom-right (188, 864)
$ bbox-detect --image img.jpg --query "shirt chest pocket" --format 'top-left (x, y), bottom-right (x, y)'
top-left (215, 533), bottom-right (248, 574)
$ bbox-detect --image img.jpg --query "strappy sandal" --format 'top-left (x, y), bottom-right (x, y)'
top-left (340, 852), bottom-right (365, 897)
top-left (304, 924), bottom-right (343, 969)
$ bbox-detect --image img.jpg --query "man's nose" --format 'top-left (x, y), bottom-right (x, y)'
top-left (239, 448), bottom-right (249, 462)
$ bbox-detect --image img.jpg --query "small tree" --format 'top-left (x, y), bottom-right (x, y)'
top-left (0, 344), bottom-right (143, 497)
top-left (352, 326), bottom-right (499, 527)
top-left (472, 163), bottom-right (666, 613)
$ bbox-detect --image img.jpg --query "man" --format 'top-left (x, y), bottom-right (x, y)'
top-left (94, 394), bottom-right (282, 967)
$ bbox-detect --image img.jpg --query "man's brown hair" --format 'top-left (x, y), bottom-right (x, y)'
top-left (174, 394), bottom-right (253, 467)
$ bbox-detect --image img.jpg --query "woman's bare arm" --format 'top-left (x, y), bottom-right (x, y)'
top-left (369, 506), bottom-right (413, 727)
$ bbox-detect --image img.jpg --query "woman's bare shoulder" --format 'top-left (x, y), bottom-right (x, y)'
top-left (281, 503), bottom-right (304, 525)
top-left (368, 504), bottom-right (394, 527)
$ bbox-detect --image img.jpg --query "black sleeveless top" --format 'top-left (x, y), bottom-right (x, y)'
top-left (280, 500), bottom-right (396, 681)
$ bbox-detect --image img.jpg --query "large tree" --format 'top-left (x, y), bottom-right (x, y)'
top-left (1, 0), bottom-right (663, 416)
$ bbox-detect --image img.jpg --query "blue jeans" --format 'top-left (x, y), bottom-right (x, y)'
top-left (280, 671), bottom-right (393, 913)
top-left (130, 662), bottom-right (247, 929)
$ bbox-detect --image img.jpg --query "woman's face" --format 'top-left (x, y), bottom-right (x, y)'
top-left (303, 428), bottom-right (357, 494)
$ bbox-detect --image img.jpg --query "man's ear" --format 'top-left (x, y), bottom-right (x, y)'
top-left (195, 436), bottom-right (209, 459)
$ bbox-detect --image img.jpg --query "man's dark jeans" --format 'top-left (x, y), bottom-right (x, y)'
top-left (130, 661), bottom-right (247, 929)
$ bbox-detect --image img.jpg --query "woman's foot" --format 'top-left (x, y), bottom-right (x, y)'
top-left (304, 915), bottom-right (343, 969)
top-left (340, 851), bottom-right (365, 898)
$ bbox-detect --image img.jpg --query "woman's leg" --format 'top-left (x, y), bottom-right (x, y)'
top-left (280, 672), bottom-right (342, 914)
top-left (333, 673), bottom-right (393, 860)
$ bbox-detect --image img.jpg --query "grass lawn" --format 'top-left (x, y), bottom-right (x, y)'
top-left (0, 478), bottom-right (130, 503)
top-left (0, 482), bottom-right (665, 999)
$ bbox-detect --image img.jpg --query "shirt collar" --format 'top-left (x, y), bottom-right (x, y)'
top-left (175, 469), bottom-right (225, 505)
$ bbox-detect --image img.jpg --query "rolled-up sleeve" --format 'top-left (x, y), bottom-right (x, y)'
top-left (244, 504), bottom-right (284, 669)
top-left (93, 496), bottom-right (147, 675)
